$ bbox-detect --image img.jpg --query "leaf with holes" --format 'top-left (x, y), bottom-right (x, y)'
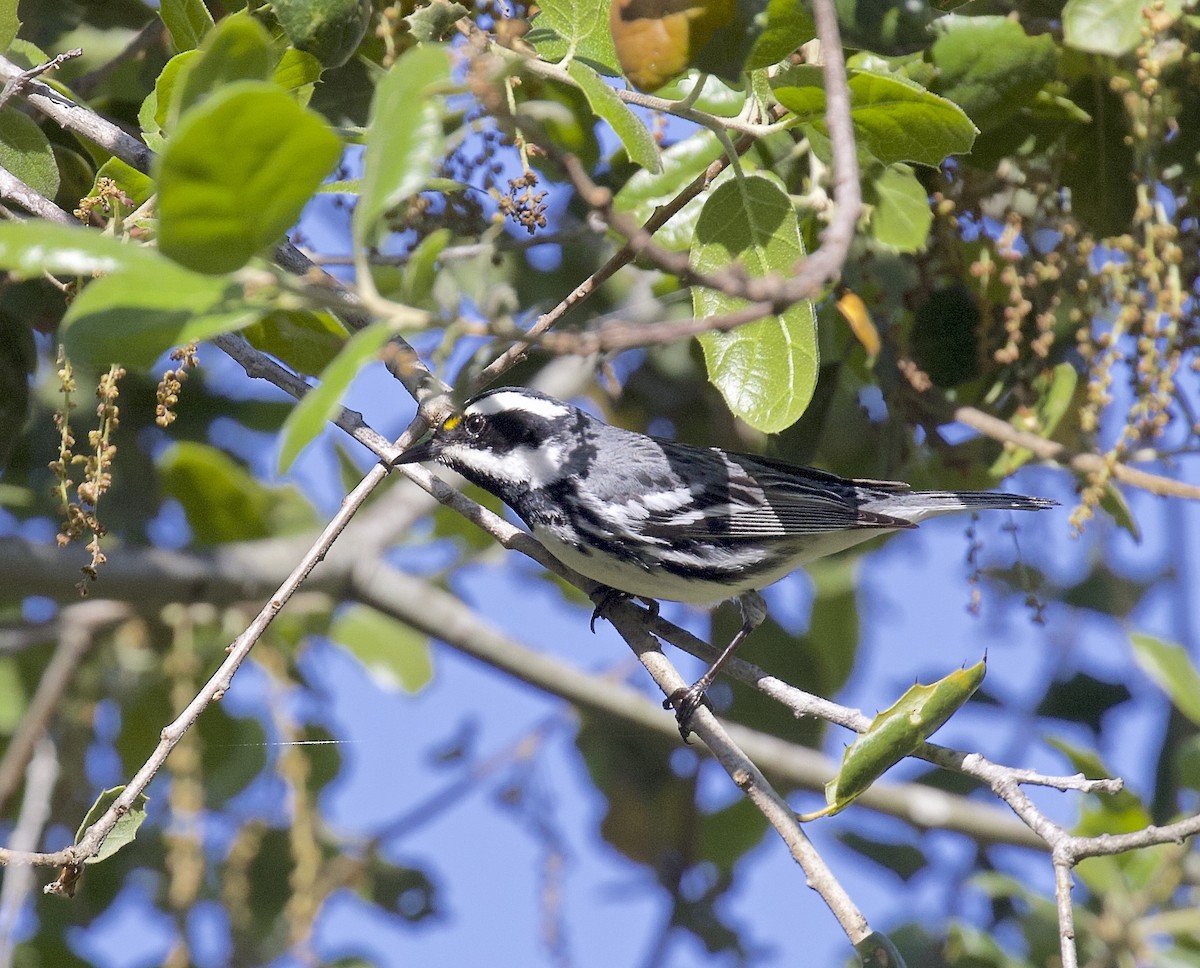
top-left (816, 659), bottom-right (985, 818)
top-left (75, 787), bottom-right (150, 864)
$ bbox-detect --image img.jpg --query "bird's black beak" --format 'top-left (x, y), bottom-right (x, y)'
top-left (392, 436), bottom-right (440, 466)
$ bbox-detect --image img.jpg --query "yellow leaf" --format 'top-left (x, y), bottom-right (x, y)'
top-left (835, 289), bottom-right (881, 358)
top-left (609, 0), bottom-right (735, 92)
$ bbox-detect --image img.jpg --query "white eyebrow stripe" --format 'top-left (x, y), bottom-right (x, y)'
top-left (469, 392), bottom-right (571, 420)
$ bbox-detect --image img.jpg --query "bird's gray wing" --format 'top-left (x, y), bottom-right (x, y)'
top-left (641, 445), bottom-right (913, 540)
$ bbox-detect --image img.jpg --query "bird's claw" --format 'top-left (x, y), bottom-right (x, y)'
top-left (664, 685), bottom-right (711, 742)
top-left (589, 587), bottom-right (625, 632)
top-left (590, 589), bottom-right (660, 632)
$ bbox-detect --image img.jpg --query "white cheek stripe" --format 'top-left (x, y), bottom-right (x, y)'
top-left (470, 392), bottom-right (571, 421)
top-left (448, 442), bottom-right (567, 489)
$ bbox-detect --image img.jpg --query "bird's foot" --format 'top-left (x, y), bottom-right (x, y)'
top-left (589, 587), bottom-right (627, 632)
top-left (590, 588), bottom-right (660, 632)
top-left (663, 684), bottom-right (711, 742)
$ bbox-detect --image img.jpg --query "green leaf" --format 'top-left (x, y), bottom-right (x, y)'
top-left (90, 157), bottom-right (155, 209)
top-left (695, 798), bottom-right (769, 874)
top-left (1060, 562), bottom-right (1150, 618)
top-left (528, 0), bottom-right (620, 73)
top-left (690, 172), bottom-right (817, 433)
top-left (75, 787), bottom-right (149, 864)
top-left (273, 0), bottom-right (373, 68)
top-left (243, 309), bottom-right (348, 375)
top-left (160, 0), bottom-right (215, 51)
top-left (0, 0), bottom-right (20, 52)
top-left (772, 65), bottom-right (976, 167)
top-left (820, 659), bottom-right (986, 817)
top-left (519, 86), bottom-right (602, 170)
top-left (855, 932), bottom-right (910, 968)
top-left (836, 0), bottom-right (933, 53)
top-left (0, 312), bottom-right (35, 475)
top-left (353, 45), bottom-right (451, 248)
top-left (614, 129), bottom-right (726, 250)
top-left (1035, 672), bottom-right (1131, 735)
top-left (1062, 0), bottom-right (1186, 56)
top-left (273, 48), bottom-right (323, 105)
top-left (405, 0), bottom-right (469, 41)
top-left (652, 72), bottom-right (747, 117)
top-left (197, 705), bottom-right (268, 803)
top-left (277, 322), bottom-right (392, 472)
top-left (329, 604), bottom-right (433, 693)
top-left (173, 14), bottom-right (274, 122)
top-left (0, 106), bottom-right (59, 200)
top-left (745, 0), bottom-right (813, 69)
top-left (1099, 480), bottom-right (1140, 541)
top-left (1043, 736), bottom-right (1148, 824)
top-left (399, 227), bottom-right (452, 305)
top-left (157, 81), bottom-right (342, 273)
top-left (989, 363), bottom-right (1078, 477)
top-left (152, 50), bottom-right (200, 133)
top-left (865, 162), bottom-right (931, 252)
top-left (1174, 735), bottom-right (1200, 793)
top-left (930, 16), bottom-right (1058, 132)
top-left (566, 60), bottom-right (661, 173)
top-left (61, 258), bottom-right (270, 369)
top-left (0, 221), bottom-right (159, 278)
top-left (0, 656), bottom-right (26, 734)
top-left (161, 441), bottom-right (317, 543)
top-left (909, 282), bottom-right (980, 388)
top-left (1129, 632), bottom-right (1200, 727)
top-left (839, 832), bottom-right (927, 881)
top-left (369, 860), bottom-right (438, 921)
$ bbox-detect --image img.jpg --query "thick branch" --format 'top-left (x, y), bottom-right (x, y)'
top-left (0, 166), bottom-right (77, 223)
top-left (0, 55), bottom-right (152, 172)
top-left (0, 531), bottom-right (1045, 853)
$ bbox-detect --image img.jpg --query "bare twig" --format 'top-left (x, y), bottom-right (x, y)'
top-left (529, 300), bottom-right (777, 355)
top-left (14, 462), bottom-right (399, 878)
top-left (949, 401), bottom-right (1200, 501)
top-left (616, 613), bottom-right (872, 944)
top-left (0, 48), bottom-right (83, 109)
top-left (1053, 855), bottom-right (1079, 968)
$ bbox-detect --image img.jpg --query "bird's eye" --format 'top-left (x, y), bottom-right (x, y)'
top-left (463, 413), bottom-right (486, 437)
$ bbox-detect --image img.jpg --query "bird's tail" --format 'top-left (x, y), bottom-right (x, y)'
top-left (861, 489), bottom-right (1057, 524)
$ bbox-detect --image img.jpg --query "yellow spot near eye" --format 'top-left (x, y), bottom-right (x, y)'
top-left (442, 414), bottom-right (462, 432)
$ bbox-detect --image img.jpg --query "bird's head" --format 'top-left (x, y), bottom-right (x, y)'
top-left (394, 387), bottom-right (589, 497)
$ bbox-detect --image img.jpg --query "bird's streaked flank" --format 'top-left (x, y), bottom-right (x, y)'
top-left (395, 387), bottom-right (1056, 737)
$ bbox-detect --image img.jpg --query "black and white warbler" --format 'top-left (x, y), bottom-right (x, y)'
top-left (395, 387), bottom-right (1055, 736)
